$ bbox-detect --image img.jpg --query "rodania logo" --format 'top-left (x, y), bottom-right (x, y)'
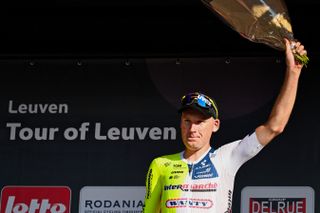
top-left (0, 186), bottom-right (71, 213)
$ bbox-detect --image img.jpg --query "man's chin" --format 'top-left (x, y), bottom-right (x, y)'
top-left (186, 142), bottom-right (200, 150)
top-left (183, 139), bottom-right (200, 149)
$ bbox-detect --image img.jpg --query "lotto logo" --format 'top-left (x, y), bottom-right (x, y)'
top-left (0, 186), bottom-right (71, 213)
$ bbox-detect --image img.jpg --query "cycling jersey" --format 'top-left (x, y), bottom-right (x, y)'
top-left (143, 132), bottom-right (263, 213)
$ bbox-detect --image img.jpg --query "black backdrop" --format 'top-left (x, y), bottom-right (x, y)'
top-left (0, 56), bottom-right (319, 212)
top-left (0, 0), bottom-right (319, 57)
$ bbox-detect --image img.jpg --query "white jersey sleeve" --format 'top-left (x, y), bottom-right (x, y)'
top-left (216, 132), bottom-right (264, 176)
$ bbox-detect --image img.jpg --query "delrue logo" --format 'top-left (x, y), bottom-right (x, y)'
top-left (0, 186), bottom-right (71, 213)
top-left (241, 186), bottom-right (314, 213)
top-left (249, 198), bottom-right (306, 213)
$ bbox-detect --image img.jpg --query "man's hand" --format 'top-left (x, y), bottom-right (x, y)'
top-left (285, 38), bottom-right (307, 74)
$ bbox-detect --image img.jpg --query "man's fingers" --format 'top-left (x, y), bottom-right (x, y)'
top-left (297, 45), bottom-right (305, 53)
top-left (285, 39), bottom-right (292, 54)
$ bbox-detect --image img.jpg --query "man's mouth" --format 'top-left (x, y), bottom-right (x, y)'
top-left (187, 136), bottom-right (198, 141)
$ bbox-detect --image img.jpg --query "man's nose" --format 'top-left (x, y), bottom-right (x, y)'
top-left (189, 123), bottom-right (198, 131)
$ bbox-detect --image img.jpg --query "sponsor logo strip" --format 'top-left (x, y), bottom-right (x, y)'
top-left (0, 186), bottom-right (71, 213)
top-left (164, 183), bottom-right (218, 192)
top-left (166, 198), bottom-right (213, 209)
top-left (249, 198), bottom-right (306, 213)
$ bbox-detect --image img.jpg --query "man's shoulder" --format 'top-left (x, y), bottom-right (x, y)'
top-left (214, 132), bottom-right (261, 155)
top-left (155, 152), bottom-right (182, 162)
top-left (216, 139), bottom-right (242, 151)
top-left (151, 152), bottom-right (183, 167)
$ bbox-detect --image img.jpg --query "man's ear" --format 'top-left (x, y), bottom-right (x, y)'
top-left (212, 118), bottom-right (220, 133)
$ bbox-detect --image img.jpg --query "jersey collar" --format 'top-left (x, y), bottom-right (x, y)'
top-left (181, 146), bottom-right (214, 165)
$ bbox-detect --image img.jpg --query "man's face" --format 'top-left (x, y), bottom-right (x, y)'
top-left (180, 109), bottom-right (220, 152)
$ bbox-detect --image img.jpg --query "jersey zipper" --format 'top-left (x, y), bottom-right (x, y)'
top-left (186, 163), bottom-right (194, 213)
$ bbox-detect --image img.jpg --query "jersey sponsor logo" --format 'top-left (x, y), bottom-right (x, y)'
top-left (146, 169), bottom-right (153, 199)
top-left (170, 170), bottom-right (184, 174)
top-left (164, 183), bottom-right (218, 192)
top-left (164, 185), bottom-right (183, 190)
top-left (173, 164), bottom-right (183, 168)
top-left (168, 175), bottom-right (181, 180)
top-left (164, 162), bottom-right (171, 167)
top-left (166, 198), bottom-right (213, 209)
top-left (190, 153), bottom-right (218, 180)
top-left (168, 170), bottom-right (184, 180)
top-left (225, 190), bottom-right (232, 213)
top-left (0, 186), bottom-right (71, 213)
top-left (249, 198), bottom-right (306, 213)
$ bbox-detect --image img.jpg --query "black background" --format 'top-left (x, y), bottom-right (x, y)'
top-left (0, 0), bottom-right (319, 57)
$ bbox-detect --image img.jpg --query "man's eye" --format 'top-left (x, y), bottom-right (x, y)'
top-left (184, 120), bottom-right (191, 124)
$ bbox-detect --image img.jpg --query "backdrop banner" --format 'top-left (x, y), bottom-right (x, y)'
top-left (0, 58), bottom-right (318, 212)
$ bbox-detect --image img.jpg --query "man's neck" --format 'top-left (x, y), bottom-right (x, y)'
top-left (183, 146), bottom-right (211, 163)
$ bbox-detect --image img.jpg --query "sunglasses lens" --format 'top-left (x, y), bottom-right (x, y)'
top-left (182, 95), bottom-right (190, 105)
top-left (182, 95), bottom-right (193, 105)
top-left (180, 92), bottom-right (218, 118)
top-left (197, 96), bottom-right (207, 107)
top-left (182, 94), bottom-right (210, 108)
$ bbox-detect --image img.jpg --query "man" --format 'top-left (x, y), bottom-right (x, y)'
top-left (143, 39), bottom-right (307, 212)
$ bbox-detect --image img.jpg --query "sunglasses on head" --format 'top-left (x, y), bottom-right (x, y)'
top-left (181, 92), bottom-right (218, 118)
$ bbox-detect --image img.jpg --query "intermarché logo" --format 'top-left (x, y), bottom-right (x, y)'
top-left (0, 186), bottom-right (71, 213)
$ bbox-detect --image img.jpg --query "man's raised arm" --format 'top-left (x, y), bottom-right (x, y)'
top-left (256, 39), bottom-right (307, 146)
